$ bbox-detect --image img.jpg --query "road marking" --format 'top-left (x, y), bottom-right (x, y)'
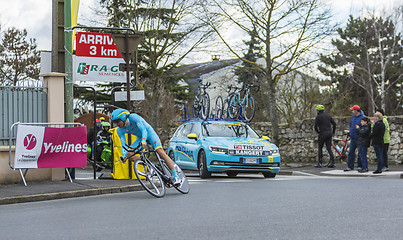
top-left (215, 179), bottom-right (253, 183)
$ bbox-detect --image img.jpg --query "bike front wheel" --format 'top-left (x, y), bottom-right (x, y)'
top-left (200, 93), bottom-right (210, 120)
top-left (242, 95), bottom-right (255, 121)
top-left (134, 159), bottom-right (166, 198)
top-left (215, 95), bottom-right (223, 119)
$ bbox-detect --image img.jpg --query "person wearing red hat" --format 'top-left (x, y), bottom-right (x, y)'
top-left (344, 105), bottom-right (366, 171)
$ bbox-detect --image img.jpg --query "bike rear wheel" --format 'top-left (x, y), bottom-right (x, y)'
top-left (192, 96), bottom-right (200, 118)
top-left (215, 96), bottom-right (223, 119)
top-left (173, 163), bottom-right (190, 194)
top-left (242, 95), bottom-right (255, 121)
top-left (228, 94), bottom-right (240, 119)
top-left (134, 159), bottom-right (165, 198)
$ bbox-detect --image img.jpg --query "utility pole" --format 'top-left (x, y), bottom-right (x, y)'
top-left (64, 0), bottom-right (74, 123)
top-left (52, 0), bottom-right (73, 123)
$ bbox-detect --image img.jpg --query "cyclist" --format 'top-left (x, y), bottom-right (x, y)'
top-left (314, 105), bottom-right (336, 168)
top-left (110, 108), bottom-right (181, 186)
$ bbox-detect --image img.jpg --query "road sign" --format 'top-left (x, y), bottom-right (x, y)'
top-left (73, 32), bottom-right (126, 82)
top-left (114, 90), bottom-right (145, 101)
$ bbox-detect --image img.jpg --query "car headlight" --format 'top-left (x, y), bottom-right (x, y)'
top-left (270, 149), bottom-right (279, 155)
top-left (209, 146), bottom-right (228, 154)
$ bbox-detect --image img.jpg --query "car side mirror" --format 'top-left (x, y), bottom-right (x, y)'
top-left (262, 136), bottom-right (270, 141)
top-left (187, 133), bottom-right (198, 140)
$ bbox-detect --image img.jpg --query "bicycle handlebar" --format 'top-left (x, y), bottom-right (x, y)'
top-left (122, 143), bottom-right (155, 156)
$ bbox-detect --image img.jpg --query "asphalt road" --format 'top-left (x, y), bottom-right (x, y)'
top-left (1, 174), bottom-right (402, 240)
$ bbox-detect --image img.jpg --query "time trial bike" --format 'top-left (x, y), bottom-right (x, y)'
top-left (123, 143), bottom-right (190, 198)
top-left (227, 83), bottom-right (259, 121)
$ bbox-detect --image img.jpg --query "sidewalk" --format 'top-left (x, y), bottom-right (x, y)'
top-left (0, 163), bottom-right (402, 205)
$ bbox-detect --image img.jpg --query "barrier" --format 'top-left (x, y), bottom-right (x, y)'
top-left (9, 122), bottom-right (86, 186)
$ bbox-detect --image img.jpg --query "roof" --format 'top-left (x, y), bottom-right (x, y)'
top-left (175, 59), bottom-right (241, 93)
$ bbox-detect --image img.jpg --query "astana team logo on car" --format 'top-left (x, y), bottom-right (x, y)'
top-left (77, 62), bottom-right (121, 75)
top-left (23, 134), bottom-right (37, 150)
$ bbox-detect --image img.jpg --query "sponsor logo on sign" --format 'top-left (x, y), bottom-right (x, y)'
top-left (23, 134), bottom-right (37, 150)
top-left (76, 62), bottom-right (122, 76)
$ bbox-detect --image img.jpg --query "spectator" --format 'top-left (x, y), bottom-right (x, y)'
top-left (376, 109), bottom-right (390, 171)
top-left (87, 119), bottom-right (102, 159)
top-left (344, 105), bottom-right (365, 171)
top-left (370, 112), bottom-right (385, 174)
top-left (356, 117), bottom-right (371, 173)
top-left (314, 105), bottom-right (336, 168)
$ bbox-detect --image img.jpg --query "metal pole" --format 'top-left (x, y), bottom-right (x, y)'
top-left (74, 86), bottom-right (97, 179)
top-left (125, 32), bottom-right (131, 111)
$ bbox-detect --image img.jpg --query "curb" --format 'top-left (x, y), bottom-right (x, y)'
top-left (0, 184), bottom-right (144, 205)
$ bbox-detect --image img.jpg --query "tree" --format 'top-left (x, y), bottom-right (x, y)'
top-left (201, 0), bottom-right (335, 143)
top-left (276, 71), bottom-right (321, 124)
top-left (0, 27), bottom-right (40, 85)
top-left (319, 13), bottom-right (403, 115)
top-left (100, 0), bottom-right (211, 127)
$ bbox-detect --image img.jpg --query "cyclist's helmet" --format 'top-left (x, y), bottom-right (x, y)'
top-left (111, 108), bottom-right (130, 123)
top-left (316, 105), bottom-right (325, 111)
top-left (101, 122), bottom-right (110, 131)
top-left (99, 117), bottom-right (105, 122)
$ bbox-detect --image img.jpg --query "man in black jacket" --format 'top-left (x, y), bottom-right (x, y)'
top-left (370, 112), bottom-right (385, 174)
top-left (314, 105), bottom-right (337, 168)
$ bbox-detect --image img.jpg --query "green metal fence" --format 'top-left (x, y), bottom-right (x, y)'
top-left (0, 83), bottom-right (47, 145)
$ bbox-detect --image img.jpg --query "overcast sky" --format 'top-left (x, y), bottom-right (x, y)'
top-left (0, 0), bottom-right (399, 62)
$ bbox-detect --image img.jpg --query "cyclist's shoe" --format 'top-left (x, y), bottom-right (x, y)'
top-left (328, 164), bottom-right (335, 168)
top-left (314, 162), bottom-right (322, 168)
top-left (172, 177), bottom-right (181, 187)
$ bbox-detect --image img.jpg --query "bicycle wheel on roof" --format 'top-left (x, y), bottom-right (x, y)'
top-left (228, 93), bottom-right (240, 119)
top-left (242, 95), bottom-right (255, 121)
top-left (200, 93), bottom-right (210, 120)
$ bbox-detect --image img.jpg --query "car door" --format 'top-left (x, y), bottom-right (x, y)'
top-left (172, 123), bottom-right (195, 168)
top-left (181, 122), bottom-right (201, 169)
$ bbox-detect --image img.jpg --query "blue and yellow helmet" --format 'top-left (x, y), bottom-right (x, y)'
top-left (111, 108), bottom-right (130, 122)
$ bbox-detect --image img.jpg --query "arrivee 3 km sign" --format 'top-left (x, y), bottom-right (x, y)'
top-left (73, 32), bottom-right (126, 82)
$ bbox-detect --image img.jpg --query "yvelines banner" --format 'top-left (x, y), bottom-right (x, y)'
top-left (73, 32), bottom-right (126, 82)
top-left (14, 125), bottom-right (87, 169)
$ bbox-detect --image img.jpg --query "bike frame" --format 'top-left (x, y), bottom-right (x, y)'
top-left (332, 133), bottom-right (350, 159)
top-left (127, 147), bottom-right (172, 184)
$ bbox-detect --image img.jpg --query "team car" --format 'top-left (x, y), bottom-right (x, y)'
top-left (167, 119), bottom-right (280, 178)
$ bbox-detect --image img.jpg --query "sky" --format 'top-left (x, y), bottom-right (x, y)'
top-left (0, 0), bottom-right (400, 62)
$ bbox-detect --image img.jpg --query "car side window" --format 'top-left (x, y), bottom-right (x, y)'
top-left (191, 122), bottom-right (201, 138)
top-left (178, 123), bottom-right (192, 137)
top-left (173, 125), bottom-right (184, 137)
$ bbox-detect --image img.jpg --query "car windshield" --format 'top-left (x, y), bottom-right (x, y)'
top-left (202, 122), bottom-right (260, 138)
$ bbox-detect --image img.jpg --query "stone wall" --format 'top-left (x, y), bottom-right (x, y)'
top-left (251, 116), bottom-right (403, 164)
top-left (158, 117), bottom-right (403, 165)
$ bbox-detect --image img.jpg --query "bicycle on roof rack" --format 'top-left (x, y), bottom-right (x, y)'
top-left (218, 83), bottom-right (259, 121)
top-left (192, 79), bottom-right (211, 120)
top-left (123, 143), bottom-right (190, 198)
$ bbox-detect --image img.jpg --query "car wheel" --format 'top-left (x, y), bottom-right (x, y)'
top-left (262, 172), bottom-right (276, 178)
top-left (226, 172), bottom-right (238, 177)
top-left (169, 151), bottom-right (175, 162)
top-left (198, 150), bottom-right (211, 179)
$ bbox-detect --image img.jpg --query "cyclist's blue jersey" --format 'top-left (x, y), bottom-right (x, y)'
top-left (116, 113), bottom-right (162, 158)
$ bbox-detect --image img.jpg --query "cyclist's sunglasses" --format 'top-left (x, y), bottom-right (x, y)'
top-left (112, 119), bottom-right (122, 124)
